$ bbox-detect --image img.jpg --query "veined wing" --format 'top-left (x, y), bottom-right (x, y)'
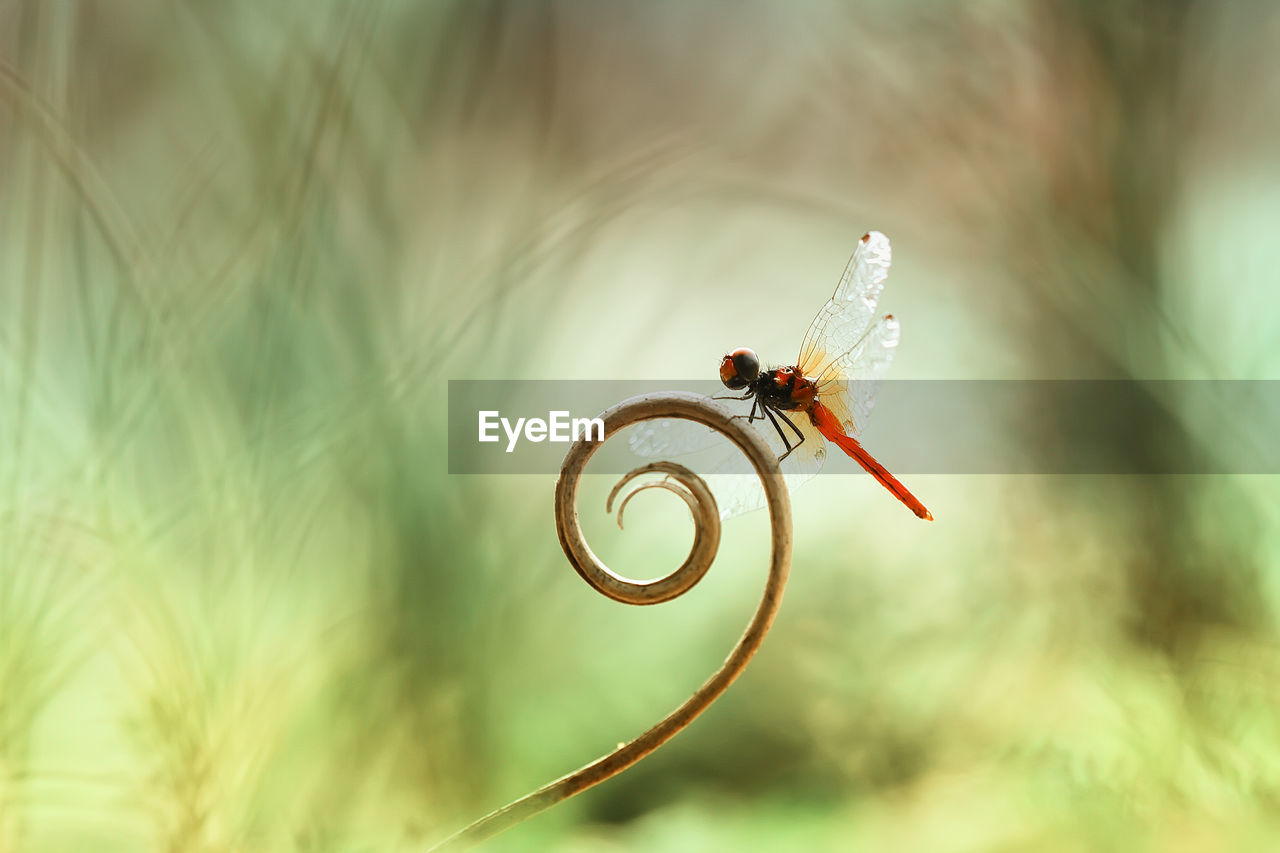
top-left (626, 401), bottom-right (826, 519)
top-left (701, 411), bottom-right (826, 518)
top-left (809, 313), bottom-right (899, 438)
top-left (797, 232), bottom-right (901, 437)
top-left (796, 231), bottom-right (892, 375)
top-left (627, 414), bottom-right (726, 458)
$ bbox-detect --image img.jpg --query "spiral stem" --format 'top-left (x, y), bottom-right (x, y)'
top-left (429, 392), bottom-right (794, 851)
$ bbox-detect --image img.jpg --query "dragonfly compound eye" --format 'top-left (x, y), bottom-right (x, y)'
top-left (720, 347), bottom-right (760, 389)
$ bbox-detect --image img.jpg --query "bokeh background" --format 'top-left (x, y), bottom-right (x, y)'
top-left (3, 1), bottom-right (1280, 850)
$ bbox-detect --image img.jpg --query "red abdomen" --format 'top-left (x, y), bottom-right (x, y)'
top-left (809, 401), bottom-right (933, 521)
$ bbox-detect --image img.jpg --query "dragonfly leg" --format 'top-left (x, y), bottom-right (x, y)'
top-left (712, 392), bottom-right (755, 401)
top-left (766, 407), bottom-right (806, 463)
top-left (777, 409), bottom-right (806, 444)
top-left (729, 397), bottom-right (761, 424)
top-left (762, 406), bottom-right (797, 461)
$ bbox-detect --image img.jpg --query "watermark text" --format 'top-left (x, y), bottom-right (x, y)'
top-left (478, 410), bottom-right (605, 453)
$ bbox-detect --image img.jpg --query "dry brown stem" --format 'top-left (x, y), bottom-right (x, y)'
top-left (430, 392), bottom-right (793, 851)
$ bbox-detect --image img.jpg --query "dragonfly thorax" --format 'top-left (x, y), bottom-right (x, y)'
top-left (752, 366), bottom-right (817, 412)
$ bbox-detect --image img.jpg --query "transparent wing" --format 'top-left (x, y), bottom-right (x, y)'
top-left (797, 232), bottom-right (901, 437)
top-left (625, 403), bottom-right (826, 519)
top-left (701, 413), bottom-right (826, 519)
top-left (809, 313), bottom-right (900, 437)
top-left (627, 415), bottom-right (726, 458)
top-left (797, 231), bottom-right (892, 379)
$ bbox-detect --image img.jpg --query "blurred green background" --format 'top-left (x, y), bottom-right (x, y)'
top-left (3, 1), bottom-right (1280, 850)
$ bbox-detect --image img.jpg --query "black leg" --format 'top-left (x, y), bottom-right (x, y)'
top-left (775, 409), bottom-right (806, 445)
top-left (764, 407), bottom-right (807, 462)
top-left (761, 406), bottom-right (794, 457)
top-left (712, 391), bottom-right (754, 401)
top-left (729, 397), bottom-right (760, 424)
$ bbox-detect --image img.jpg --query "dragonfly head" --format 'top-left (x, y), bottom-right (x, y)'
top-left (720, 347), bottom-right (760, 390)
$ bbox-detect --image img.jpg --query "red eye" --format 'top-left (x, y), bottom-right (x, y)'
top-left (720, 348), bottom-right (759, 390)
top-left (720, 355), bottom-right (741, 387)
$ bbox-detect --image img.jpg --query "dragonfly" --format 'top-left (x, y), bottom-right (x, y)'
top-left (629, 231), bottom-right (932, 521)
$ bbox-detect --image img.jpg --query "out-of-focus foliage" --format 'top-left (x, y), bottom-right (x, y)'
top-left (2, 1), bottom-right (1279, 850)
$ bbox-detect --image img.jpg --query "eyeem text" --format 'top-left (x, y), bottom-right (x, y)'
top-left (478, 410), bottom-right (605, 453)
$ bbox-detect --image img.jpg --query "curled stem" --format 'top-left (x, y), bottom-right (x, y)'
top-left (429, 391), bottom-right (794, 850)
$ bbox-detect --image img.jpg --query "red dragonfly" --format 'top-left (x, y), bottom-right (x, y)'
top-left (631, 231), bottom-right (932, 521)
